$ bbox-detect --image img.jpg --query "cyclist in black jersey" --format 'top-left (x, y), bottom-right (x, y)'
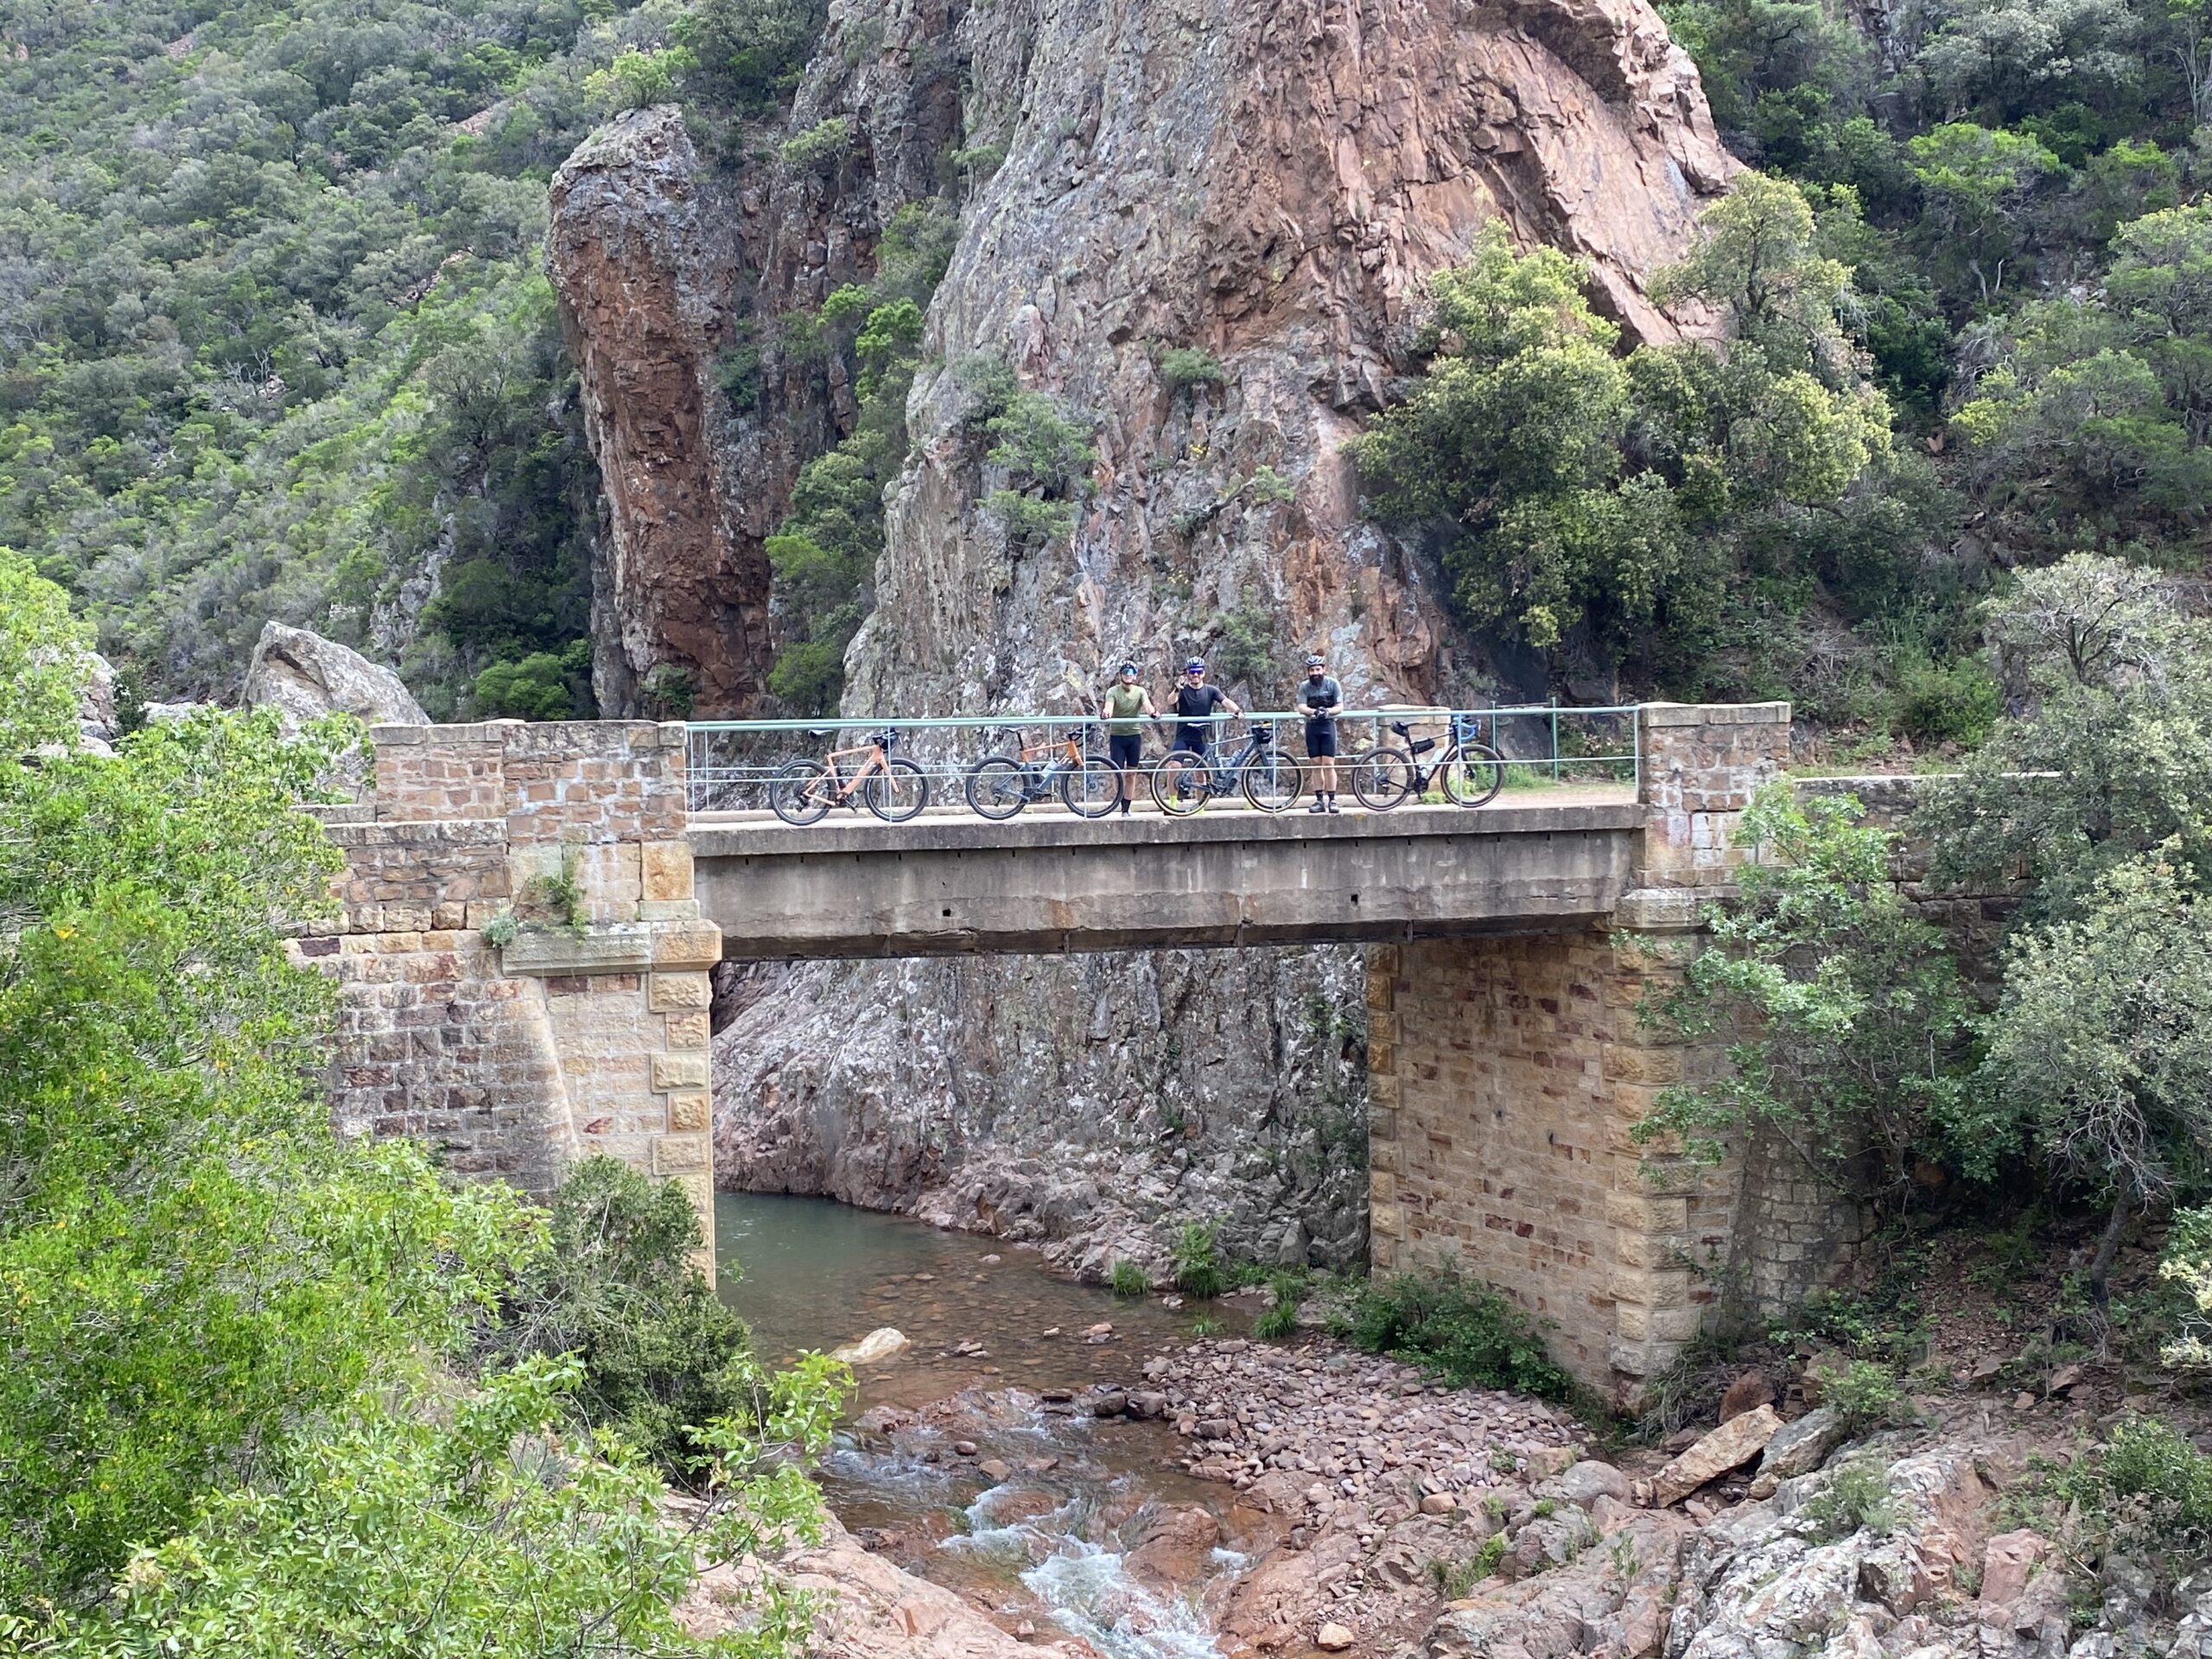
top-left (1171, 658), bottom-right (1239, 755)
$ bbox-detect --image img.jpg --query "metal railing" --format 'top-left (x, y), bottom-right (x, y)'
top-left (684, 704), bottom-right (1643, 816)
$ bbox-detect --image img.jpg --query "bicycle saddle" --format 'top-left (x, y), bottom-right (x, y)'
top-left (803, 728), bottom-right (836, 742)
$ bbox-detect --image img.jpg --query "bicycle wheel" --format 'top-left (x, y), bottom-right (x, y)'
top-left (1239, 749), bottom-right (1305, 813)
top-left (770, 758), bottom-right (833, 825)
top-left (1150, 751), bottom-right (1212, 817)
top-left (865, 757), bottom-right (930, 822)
top-left (1058, 753), bottom-right (1122, 818)
top-left (964, 756), bottom-right (1031, 820)
top-left (1441, 741), bottom-right (1505, 807)
top-left (1350, 746), bottom-right (1417, 811)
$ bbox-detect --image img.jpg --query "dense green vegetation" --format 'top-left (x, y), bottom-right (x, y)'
top-left (0, 550), bottom-right (843, 1650)
top-left (1363, 0), bottom-right (2212, 725)
top-left (1328, 1268), bottom-right (1579, 1401)
top-left (0, 0), bottom-right (660, 713)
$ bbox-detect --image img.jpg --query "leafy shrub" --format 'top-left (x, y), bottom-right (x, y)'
top-left (642, 664), bottom-right (696, 718)
top-left (484, 1157), bottom-right (757, 1481)
top-left (982, 487), bottom-right (1077, 543)
top-left (1330, 1270), bottom-right (1575, 1400)
top-left (1811, 1356), bottom-right (1905, 1431)
top-left (1241, 465), bottom-right (1297, 507)
top-left (1159, 346), bottom-right (1226, 391)
top-left (1172, 1221), bottom-right (1227, 1300)
top-left (470, 642), bottom-right (592, 721)
top-left (1189, 1313), bottom-right (1224, 1338)
top-left (1108, 1258), bottom-right (1148, 1298)
top-left (1801, 1462), bottom-right (1898, 1539)
top-left (1255, 1270), bottom-right (1306, 1340)
top-left (1891, 654), bottom-right (1999, 747)
top-left (985, 391), bottom-right (1096, 496)
top-left (779, 116), bottom-right (854, 168)
top-left (583, 45), bottom-right (696, 114)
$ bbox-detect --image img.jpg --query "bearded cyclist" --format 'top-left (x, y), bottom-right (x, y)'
top-left (1171, 658), bottom-right (1239, 764)
top-left (1297, 651), bottom-right (1343, 813)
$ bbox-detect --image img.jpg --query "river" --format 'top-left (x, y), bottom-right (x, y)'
top-left (715, 1192), bottom-right (1262, 1656)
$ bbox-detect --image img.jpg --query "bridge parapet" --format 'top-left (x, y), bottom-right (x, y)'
top-left (300, 721), bottom-right (721, 1270)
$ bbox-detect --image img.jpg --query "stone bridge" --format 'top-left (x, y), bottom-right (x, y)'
top-left (304, 701), bottom-right (1848, 1402)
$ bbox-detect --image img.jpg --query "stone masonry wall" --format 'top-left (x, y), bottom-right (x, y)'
top-left (299, 721), bottom-right (723, 1270)
top-left (1370, 703), bottom-right (1812, 1403)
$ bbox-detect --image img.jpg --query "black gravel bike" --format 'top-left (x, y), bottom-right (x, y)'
top-left (963, 726), bottom-right (1119, 819)
top-left (1150, 722), bottom-right (1304, 816)
top-left (1350, 716), bottom-right (1505, 810)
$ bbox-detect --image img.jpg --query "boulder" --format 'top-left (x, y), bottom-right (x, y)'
top-left (1755, 1406), bottom-right (1847, 1484)
top-left (1651, 1405), bottom-right (1783, 1507)
top-left (1719, 1369), bottom-right (1775, 1423)
top-left (77, 652), bottom-right (118, 754)
top-left (1553, 1459), bottom-right (1635, 1510)
top-left (1315, 1623), bottom-right (1355, 1651)
top-left (242, 620), bottom-right (426, 733)
top-left (830, 1327), bottom-right (910, 1365)
top-left (1978, 1530), bottom-right (2064, 1639)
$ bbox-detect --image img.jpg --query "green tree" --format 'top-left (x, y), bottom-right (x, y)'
top-left (1918, 555), bottom-right (2212, 918)
top-left (0, 558), bottom-right (845, 1652)
top-left (486, 1156), bottom-right (758, 1478)
top-left (1985, 852), bottom-right (2212, 1306)
top-left (1634, 785), bottom-right (1984, 1196)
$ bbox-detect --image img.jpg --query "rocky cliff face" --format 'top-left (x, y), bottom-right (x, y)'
top-left (549, 0), bottom-right (1734, 1267)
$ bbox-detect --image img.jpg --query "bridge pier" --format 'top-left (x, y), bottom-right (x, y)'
top-left (1366, 702), bottom-right (1852, 1405)
top-left (302, 721), bottom-right (722, 1274)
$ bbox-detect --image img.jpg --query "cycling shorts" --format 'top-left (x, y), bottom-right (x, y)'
top-left (1305, 721), bottom-right (1338, 757)
top-left (1108, 734), bottom-right (1144, 769)
top-left (1174, 725), bottom-right (1211, 754)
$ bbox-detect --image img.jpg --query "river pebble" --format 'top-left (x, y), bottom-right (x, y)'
top-left (1122, 1338), bottom-right (1580, 1515)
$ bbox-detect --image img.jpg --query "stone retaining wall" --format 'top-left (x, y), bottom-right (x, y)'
top-left (298, 721), bottom-right (722, 1270)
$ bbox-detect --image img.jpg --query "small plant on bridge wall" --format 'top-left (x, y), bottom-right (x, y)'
top-left (518, 848), bottom-right (588, 937)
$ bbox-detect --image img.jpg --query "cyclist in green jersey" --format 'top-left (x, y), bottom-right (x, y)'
top-left (1102, 662), bottom-right (1157, 816)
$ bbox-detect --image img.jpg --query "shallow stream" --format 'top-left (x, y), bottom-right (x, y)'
top-left (715, 1193), bottom-right (1259, 1656)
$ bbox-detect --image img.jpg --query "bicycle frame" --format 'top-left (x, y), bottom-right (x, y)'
top-left (810, 740), bottom-right (891, 804)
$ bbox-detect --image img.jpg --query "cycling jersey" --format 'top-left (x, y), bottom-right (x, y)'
top-left (1173, 683), bottom-right (1230, 752)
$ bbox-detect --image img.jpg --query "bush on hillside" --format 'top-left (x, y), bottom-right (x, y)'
top-left (1329, 1270), bottom-right (1575, 1400)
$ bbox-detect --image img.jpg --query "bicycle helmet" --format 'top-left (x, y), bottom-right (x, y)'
top-left (1117, 661), bottom-right (1139, 676)
top-left (1185, 658), bottom-right (1206, 674)
top-left (1305, 652), bottom-right (1325, 669)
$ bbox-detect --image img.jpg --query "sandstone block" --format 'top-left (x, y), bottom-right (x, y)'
top-left (650, 971), bottom-right (712, 1011)
top-left (652, 920), bottom-right (721, 969)
top-left (641, 839), bottom-right (694, 901)
top-left (1651, 1404), bottom-right (1782, 1506)
top-left (651, 1052), bottom-right (709, 1091)
top-left (668, 1090), bottom-right (711, 1131)
top-left (652, 1133), bottom-right (709, 1174)
top-left (664, 1010), bottom-right (710, 1049)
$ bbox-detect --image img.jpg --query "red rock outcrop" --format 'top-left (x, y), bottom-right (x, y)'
top-left (547, 109), bottom-right (767, 716)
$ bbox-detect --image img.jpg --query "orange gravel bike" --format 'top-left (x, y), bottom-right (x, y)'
top-left (770, 727), bottom-right (930, 824)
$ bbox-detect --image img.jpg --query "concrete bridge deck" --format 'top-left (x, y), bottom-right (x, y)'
top-left (691, 792), bottom-right (1644, 957)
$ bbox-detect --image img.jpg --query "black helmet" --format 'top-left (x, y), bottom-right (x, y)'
top-left (1117, 660), bottom-right (1138, 676)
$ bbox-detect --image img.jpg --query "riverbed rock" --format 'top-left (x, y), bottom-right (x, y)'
top-left (1720, 1369), bottom-right (1777, 1422)
top-left (1752, 1405), bottom-right (1847, 1491)
top-left (681, 1510), bottom-right (1037, 1659)
top-left (830, 1327), bottom-right (910, 1365)
top-left (1125, 1507), bottom-right (1222, 1590)
top-left (1314, 1623), bottom-right (1355, 1651)
top-left (976, 1458), bottom-right (1013, 1483)
top-left (1652, 1405), bottom-right (1783, 1507)
top-left (1552, 1459), bottom-right (1636, 1510)
top-left (243, 620), bottom-right (426, 733)
top-left (1667, 1450), bottom-right (1992, 1659)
